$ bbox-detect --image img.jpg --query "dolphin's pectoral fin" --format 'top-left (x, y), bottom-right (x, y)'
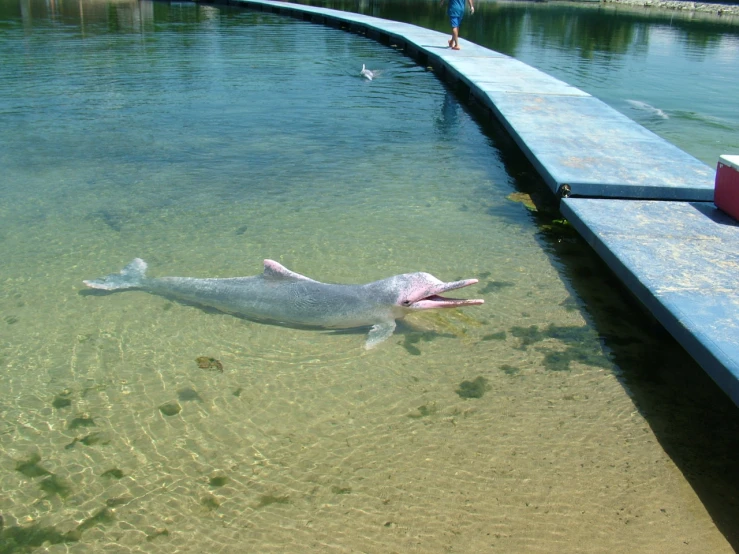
top-left (365, 320), bottom-right (397, 349)
top-left (262, 260), bottom-right (317, 282)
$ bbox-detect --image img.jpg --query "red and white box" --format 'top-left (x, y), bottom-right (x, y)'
top-left (715, 155), bottom-right (739, 221)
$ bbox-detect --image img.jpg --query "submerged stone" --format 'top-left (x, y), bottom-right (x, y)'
top-left (177, 387), bottom-right (203, 402)
top-left (196, 356), bottom-right (223, 372)
top-left (408, 403), bottom-right (437, 419)
top-left (68, 414), bottom-right (95, 430)
top-left (0, 521), bottom-right (79, 550)
top-left (481, 331), bottom-right (507, 341)
top-left (146, 527), bottom-right (170, 541)
top-left (106, 496), bottom-right (131, 507)
top-left (76, 508), bottom-right (115, 533)
top-left (209, 475), bottom-right (228, 487)
top-left (500, 364), bottom-right (520, 375)
top-left (200, 494), bottom-right (220, 510)
top-left (159, 401), bottom-right (182, 416)
top-left (455, 376), bottom-right (489, 399)
top-left (15, 453), bottom-right (51, 478)
top-left (39, 474), bottom-right (72, 498)
top-left (80, 432), bottom-right (109, 446)
top-left (52, 393), bottom-right (72, 409)
top-left (255, 494), bottom-right (290, 508)
top-left (479, 281), bottom-right (514, 294)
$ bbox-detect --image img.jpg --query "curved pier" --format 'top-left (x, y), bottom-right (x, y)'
top-left (201, 0), bottom-right (739, 406)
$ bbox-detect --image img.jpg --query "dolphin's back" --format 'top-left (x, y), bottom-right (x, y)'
top-left (145, 275), bottom-right (389, 328)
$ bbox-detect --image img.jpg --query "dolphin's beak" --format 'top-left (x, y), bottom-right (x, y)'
top-left (411, 278), bottom-right (484, 310)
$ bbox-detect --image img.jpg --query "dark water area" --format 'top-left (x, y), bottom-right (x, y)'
top-left (294, 0), bottom-right (739, 166)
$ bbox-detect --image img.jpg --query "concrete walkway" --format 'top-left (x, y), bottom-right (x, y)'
top-left (561, 199), bottom-right (739, 406)
top-left (203, 0), bottom-right (739, 406)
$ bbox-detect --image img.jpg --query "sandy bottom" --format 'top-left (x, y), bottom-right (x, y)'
top-left (0, 190), bottom-right (734, 553)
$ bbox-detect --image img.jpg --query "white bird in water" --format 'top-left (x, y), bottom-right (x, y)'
top-left (360, 64), bottom-right (375, 81)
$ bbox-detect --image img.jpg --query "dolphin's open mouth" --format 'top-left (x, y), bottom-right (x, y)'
top-left (411, 279), bottom-right (484, 309)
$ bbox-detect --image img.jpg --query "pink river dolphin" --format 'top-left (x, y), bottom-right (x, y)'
top-left (84, 258), bottom-right (484, 349)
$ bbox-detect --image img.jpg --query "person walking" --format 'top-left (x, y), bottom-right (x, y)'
top-left (441, 0), bottom-right (474, 50)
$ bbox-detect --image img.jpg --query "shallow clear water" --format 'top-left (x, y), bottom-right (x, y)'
top-left (1, 1), bottom-right (738, 552)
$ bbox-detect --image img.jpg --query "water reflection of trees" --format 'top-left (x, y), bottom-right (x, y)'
top-left (294, 0), bottom-right (737, 59)
top-left (2, 0), bottom-right (228, 35)
top-left (7, 0), bottom-right (734, 56)
top-left (515, 4), bottom-right (734, 58)
top-left (522, 7), bottom-right (644, 57)
top-left (3, 0), bottom-right (150, 33)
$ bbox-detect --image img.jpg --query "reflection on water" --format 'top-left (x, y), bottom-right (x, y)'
top-left (1, 0), bottom-right (738, 552)
top-left (296, 0), bottom-right (739, 165)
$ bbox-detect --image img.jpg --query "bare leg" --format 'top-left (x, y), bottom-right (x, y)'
top-left (452, 27), bottom-right (460, 49)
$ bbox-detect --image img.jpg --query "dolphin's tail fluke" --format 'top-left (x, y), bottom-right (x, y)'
top-left (84, 258), bottom-right (147, 290)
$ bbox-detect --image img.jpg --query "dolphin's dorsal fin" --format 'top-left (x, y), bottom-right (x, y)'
top-left (262, 260), bottom-right (317, 282)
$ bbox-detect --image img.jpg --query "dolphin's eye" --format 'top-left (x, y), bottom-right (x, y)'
top-left (402, 300), bottom-right (412, 307)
